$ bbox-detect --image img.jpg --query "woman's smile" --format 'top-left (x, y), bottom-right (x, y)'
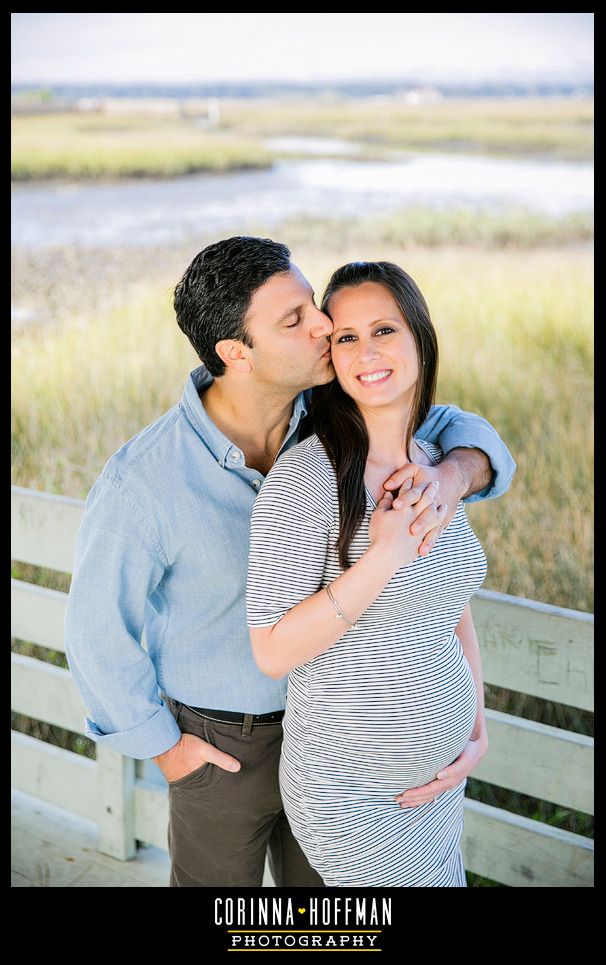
top-left (356, 369), bottom-right (393, 385)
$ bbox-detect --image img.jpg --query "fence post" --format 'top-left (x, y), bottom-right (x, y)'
top-left (96, 746), bottom-right (136, 860)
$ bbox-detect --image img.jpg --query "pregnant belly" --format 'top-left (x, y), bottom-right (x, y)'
top-left (284, 640), bottom-right (477, 788)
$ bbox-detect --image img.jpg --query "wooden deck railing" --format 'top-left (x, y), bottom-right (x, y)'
top-left (11, 484), bottom-right (594, 886)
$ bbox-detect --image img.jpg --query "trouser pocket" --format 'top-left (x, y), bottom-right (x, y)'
top-left (162, 696), bottom-right (214, 788)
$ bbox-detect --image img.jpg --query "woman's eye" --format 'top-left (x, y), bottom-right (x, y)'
top-left (336, 327), bottom-right (394, 343)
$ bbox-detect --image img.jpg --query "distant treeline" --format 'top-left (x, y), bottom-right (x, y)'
top-left (11, 79), bottom-right (594, 101)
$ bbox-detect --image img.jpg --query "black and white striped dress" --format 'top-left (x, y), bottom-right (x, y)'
top-left (247, 433), bottom-right (487, 887)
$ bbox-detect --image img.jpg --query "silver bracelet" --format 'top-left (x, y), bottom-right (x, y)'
top-left (326, 583), bottom-right (356, 627)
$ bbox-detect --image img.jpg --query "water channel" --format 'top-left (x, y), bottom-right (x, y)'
top-left (11, 144), bottom-right (593, 250)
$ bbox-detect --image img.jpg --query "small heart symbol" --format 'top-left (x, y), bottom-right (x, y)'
top-left (298, 908), bottom-right (306, 914)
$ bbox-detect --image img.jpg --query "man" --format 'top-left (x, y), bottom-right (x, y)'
top-left (64, 236), bottom-right (516, 888)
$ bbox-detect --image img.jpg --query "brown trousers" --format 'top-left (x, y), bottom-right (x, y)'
top-left (163, 696), bottom-right (324, 888)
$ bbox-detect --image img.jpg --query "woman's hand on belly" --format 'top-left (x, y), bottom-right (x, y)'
top-left (394, 733), bottom-right (489, 808)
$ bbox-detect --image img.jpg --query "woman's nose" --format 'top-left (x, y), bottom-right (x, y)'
top-left (356, 339), bottom-right (380, 361)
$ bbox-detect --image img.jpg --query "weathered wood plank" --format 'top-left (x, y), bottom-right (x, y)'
top-left (11, 580), bottom-right (68, 653)
top-left (96, 746), bottom-right (136, 860)
top-left (462, 797), bottom-right (593, 887)
top-left (11, 730), bottom-right (97, 821)
top-left (134, 782), bottom-right (170, 851)
top-left (11, 653), bottom-right (88, 735)
top-left (477, 708), bottom-right (593, 814)
top-left (11, 485), bottom-right (84, 573)
top-left (472, 589), bottom-right (593, 711)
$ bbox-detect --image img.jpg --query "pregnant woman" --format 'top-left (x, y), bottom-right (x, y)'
top-left (246, 261), bottom-right (489, 887)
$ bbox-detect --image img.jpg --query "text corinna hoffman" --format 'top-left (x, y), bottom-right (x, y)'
top-left (214, 897), bottom-right (392, 926)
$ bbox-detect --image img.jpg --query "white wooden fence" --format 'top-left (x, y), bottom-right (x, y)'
top-left (11, 485), bottom-right (594, 887)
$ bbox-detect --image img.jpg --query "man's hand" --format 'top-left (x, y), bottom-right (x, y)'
top-left (383, 448), bottom-right (494, 555)
top-left (383, 461), bottom-right (465, 556)
top-left (394, 734), bottom-right (489, 808)
top-left (153, 732), bottom-right (241, 784)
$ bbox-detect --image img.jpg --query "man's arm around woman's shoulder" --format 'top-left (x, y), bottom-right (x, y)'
top-left (416, 402), bottom-right (516, 502)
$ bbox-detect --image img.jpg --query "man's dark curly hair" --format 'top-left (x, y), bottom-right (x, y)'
top-left (173, 236), bottom-right (291, 377)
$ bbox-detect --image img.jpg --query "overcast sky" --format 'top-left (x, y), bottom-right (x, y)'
top-left (11, 13), bottom-right (593, 86)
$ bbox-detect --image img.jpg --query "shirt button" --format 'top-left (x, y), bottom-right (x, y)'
top-left (252, 479), bottom-right (261, 489)
top-left (231, 451), bottom-right (241, 462)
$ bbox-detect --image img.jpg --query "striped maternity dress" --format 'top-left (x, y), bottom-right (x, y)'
top-left (246, 433), bottom-right (487, 887)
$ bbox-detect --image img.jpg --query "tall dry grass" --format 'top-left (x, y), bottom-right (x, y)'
top-left (11, 96), bottom-right (594, 181)
top-left (11, 112), bottom-right (271, 179)
top-left (222, 95), bottom-right (594, 160)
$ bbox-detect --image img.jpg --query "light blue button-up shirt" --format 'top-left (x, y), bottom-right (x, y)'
top-left (64, 365), bottom-right (515, 760)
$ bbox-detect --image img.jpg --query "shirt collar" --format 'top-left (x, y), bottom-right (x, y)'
top-left (181, 365), bottom-right (309, 467)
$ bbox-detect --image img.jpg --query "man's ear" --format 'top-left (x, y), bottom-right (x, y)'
top-left (214, 339), bottom-right (252, 374)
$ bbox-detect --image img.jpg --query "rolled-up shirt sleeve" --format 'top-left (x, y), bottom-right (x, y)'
top-left (417, 403), bottom-right (516, 502)
top-left (64, 473), bottom-right (182, 760)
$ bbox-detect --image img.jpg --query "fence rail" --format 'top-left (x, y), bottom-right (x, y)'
top-left (11, 485), bottom-right (594, 886)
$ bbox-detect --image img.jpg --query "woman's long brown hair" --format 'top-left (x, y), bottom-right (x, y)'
top-left (310, 261), bottom-right (439, 569)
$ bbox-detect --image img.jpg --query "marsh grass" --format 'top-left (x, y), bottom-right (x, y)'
top-left (221, 96), bottom-right (594, 160)
top-left (10, 207), bottom-right (593, 335)
top-left (277, 207), bottom-right (594, 251)
top-left (11, 96), bottom-right (594, 181)
top-left (11, 112), bottom-right (272, 179)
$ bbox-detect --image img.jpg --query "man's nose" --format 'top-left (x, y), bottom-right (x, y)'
top-left (309, 308), bottom-right (333, 339)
